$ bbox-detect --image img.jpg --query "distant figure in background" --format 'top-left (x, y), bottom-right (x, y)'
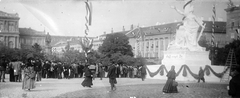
top-left (198, 67), bottom-right (205, 83)
top-left (133, 67), bottom-right (137, 78)
top-left (162, 65), bottom-right (178, 93)
top-left (9, 60), bottom-right (15, 82)
top-left (78, 63), bottom-right (84, 78)
top-left (0, 57), bottom-right (8, 82)
top-left (81, 65), bottom-right (93, 88)
top-left (10, 59), bottom-right (22, 82)
top-left (98, 64), bottom-right (104, 80)
top-left (22, 58), bottom-right (36, 91)
top-left (228, 67), bottom-right (240, 98)
top-left (107, 63), bottom-right (117, 91)
top-left (34, 59), bottom-right (42, 81)
top-left (140, 65), bottom-right (147, 81)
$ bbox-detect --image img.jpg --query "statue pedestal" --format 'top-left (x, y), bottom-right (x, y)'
top-left (162, 49), bottom-right (211, 66)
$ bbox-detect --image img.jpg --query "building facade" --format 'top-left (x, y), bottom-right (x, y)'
top-left (0, 11), bottom-right (20, 48)
top-left (19, 28), bottom-right (46, 48)
top-left (225, 4), bottom-right (240, 40)
top-left (92, 21), bottom-right (227, 61)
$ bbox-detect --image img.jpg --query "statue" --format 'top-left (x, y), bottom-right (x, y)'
top-left (168, 0), bottom-right (206, 51)
top-left (45, 32), bottom-right (51, 46)
top-left (45, 32), bottom-right (52, 54)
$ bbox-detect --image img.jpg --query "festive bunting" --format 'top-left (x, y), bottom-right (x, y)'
top-left (146, 64), bottom-right (229, 80)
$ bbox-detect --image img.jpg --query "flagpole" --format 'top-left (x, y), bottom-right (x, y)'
top-left (211, 4), bottom-right (216, 65)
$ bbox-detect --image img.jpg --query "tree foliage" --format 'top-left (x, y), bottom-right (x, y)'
top-left (99, 33), bottom-right (133, 57)
top-left (98, 33), bottom-right (136, 66)
top-left (0, 43), bottom-right (44, 62)
top-left (213, 39), bottom-right (240, 66)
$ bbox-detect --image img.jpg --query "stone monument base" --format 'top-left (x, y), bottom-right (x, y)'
top-left (162, 49), bottom-right (211, 66)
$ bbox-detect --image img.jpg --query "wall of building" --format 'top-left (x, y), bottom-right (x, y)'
top-left (226, 6), bottom-right (240, 40)
top-left (0, 11), bottom-right (20, 48)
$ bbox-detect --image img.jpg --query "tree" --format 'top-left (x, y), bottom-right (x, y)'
top-left (32, 43), bottom-right (44, 59)
top-left (99, 33), bottom-right (133, 57)
top-left (98, 33), bottom-right (134, 65)
top-left (214, 39), bottom-right (240, 65)
top-left (198, 35), bottom-right (211, 51)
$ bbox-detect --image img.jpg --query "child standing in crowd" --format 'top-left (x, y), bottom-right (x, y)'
top-left (107, 63), bottom-right (117, 91)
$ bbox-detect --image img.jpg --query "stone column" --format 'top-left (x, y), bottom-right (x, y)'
top-left (6, 36), bottom-right (9, 47)
top-left (158, 39), bottom-right (161, 59)
top-left (17, 36), bottom-right (19, 48)
top-left (153, 39), bottom-right (156, 58)
top-left (142, 39), bottom-right (144, 57)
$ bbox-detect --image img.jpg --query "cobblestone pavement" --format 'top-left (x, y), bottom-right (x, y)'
top-left (55, 83), bottom-right (230, 98)
top-left (0, 75), bottom-right (230, 98)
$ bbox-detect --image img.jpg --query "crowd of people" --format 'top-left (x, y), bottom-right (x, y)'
top-left (1, 55), bottom-right (239, 97)
top-left (0, 56), bottom-right (147, 91)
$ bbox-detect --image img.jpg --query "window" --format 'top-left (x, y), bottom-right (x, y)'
top-left (160, 38), bottom-right (164, 50)
top-left (155, 40), bottom-right (159, 49)
top-left (9, 22), bottom-right (16, 32)
top-left (0, 21), bottom-right (4, 31)
top-left (231, 22), bottom-right (234, 30)
top-left (165, 37), bottom-right (169, 50)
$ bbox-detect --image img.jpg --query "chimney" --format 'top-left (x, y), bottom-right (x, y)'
top-left (131, 24), bottom-right (134, 30)
top-left (123, 26), bottom-right (125, 31)
top-left (111, 28), bottom-right (113, 33)
top-left (104, 31), bottom-right (106, 35)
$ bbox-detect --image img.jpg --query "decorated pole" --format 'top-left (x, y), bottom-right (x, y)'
top-left (211, 4), bottom-right (216, 65)
top-left (80, 0), bottom-right (93, 64)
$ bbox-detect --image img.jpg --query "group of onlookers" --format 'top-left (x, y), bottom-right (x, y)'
top-left (1, 56), bottom-right (147, 84)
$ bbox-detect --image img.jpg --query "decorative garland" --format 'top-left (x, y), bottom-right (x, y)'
top-left (146, 65), bottom-right (168, 77)
top-left (146, 64), bottom-right (229, 80)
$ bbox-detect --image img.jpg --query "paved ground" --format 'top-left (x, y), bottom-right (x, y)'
top-left (0, 74), bottom-right (231, 98)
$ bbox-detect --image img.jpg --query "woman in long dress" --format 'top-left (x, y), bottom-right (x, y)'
top-left (162, 65), bottom-right (178, 93)
top-left (22, 58), bottom-right (36, 91)
top-left (81, 65), bottom-right (93, 88)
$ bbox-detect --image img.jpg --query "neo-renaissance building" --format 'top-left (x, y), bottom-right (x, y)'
top-left (93, 21), bottom-right (227, 62)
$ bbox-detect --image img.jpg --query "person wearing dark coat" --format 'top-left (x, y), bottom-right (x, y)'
top-left (140, 65), bottom-right (147, 81)
top-left (34, 59), bottom-right (42, 81)
top-left (198, 67), bottom-right (205, 83)
top-left (162, 65), bottom-right (178, 93)
top-left (81, 65), bottom-right (93, 88)
top-left (228, 67), bottom-right (240, 98)
top-left (0, 58), bottom-right (8, 82)
top-left (78, 64), bottom-right (84, 78)
top-left (107, 64), bottom-right (117, 91)
top-left (57, 62), bottom-right (63, 79)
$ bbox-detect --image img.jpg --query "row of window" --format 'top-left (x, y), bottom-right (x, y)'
top-left (0, 21), bottom-right (18, 32)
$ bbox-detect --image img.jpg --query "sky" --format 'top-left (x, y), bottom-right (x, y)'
top-left (0, 0), bottom-right (239, 37)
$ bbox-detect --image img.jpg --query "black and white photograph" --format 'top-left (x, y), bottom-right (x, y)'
top-left (0, 0), bottom-right (240, 98)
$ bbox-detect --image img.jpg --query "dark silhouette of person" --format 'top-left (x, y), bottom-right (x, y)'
top-left (162, 65), bottom-right (178, 93)
top-left (198, 67), bottom-right (205, 83)
top-left (228, 67), bottom-right (240, 98)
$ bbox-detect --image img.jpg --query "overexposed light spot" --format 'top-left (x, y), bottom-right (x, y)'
top-left (21, 4), bottom-right (61, 35)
